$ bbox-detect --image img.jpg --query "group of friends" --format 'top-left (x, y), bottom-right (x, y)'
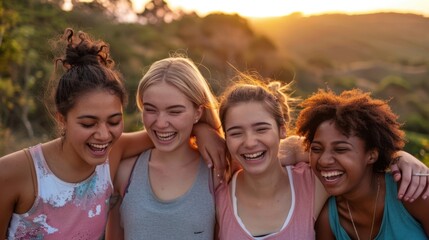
top-left (0, 28), bottom-right (428, 240)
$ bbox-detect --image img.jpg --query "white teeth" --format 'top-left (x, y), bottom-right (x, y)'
top-left (89, 143), bottom-right (109, 149)
top-left (242, 151), bottom-right (264, 160)
top-left (155, 131), bottom-right (176, 141)
top-left (321, 171), bottom-right (344, 178)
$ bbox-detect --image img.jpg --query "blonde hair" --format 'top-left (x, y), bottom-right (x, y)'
top-left (137, 56), bottom-right (222, 135)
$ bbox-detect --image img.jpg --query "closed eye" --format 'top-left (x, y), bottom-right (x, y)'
top-left (81, 123), bottom-right (95, 128)
top-left (310, 146), bottom-right (322, 153)
top-left (256, 127), bottom-right (270, 133)
top-left (228, 132), bottom-right (242, 137)
top-left (335, 148), bottom-right (349, 153)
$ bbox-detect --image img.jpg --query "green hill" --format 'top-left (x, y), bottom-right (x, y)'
top-left (250, 12), bottom-right (429, 64)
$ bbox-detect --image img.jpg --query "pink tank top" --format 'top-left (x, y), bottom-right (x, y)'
top-left (7, 144), bottom-right (113, 240)
top-left (215, 163), bottom-right (316, 239)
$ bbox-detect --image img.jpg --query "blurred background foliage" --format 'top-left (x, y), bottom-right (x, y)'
top-left (1, 0), bottom-right (428, 165)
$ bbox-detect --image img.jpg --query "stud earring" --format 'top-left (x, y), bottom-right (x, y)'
top-left (60, 128), bottom-right (66, 137)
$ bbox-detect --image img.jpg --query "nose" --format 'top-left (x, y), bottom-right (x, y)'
top-left (155, 112), bottom-right (169, 128)
top-left (95, 123), bottom-right (111, 140)
top-left (243, 132), bottom-right (258, 148)
top-left (315, 150), bottom-right (335, 166)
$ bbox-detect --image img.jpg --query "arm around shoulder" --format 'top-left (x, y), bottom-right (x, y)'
top-left (279, 135), bottom-right (308, 166)
top-left (110, 130), bottom-right (153, 166)
top-left (106, 156), bottom-right (138, 240)
top-left (314, 201), bottom-right (336, 240)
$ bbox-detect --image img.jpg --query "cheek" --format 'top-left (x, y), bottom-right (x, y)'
top-left (309, 153), bottom-right (318, 167)
top-left (111, 123), bottom-right (124, 138)
top-left (226, 138), bottom-right (239, 154)
top-left (142, 114), bottom-right (155, 125)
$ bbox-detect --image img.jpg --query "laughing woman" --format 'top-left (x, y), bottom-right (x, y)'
top-left (107, 56), bottom-right (223, 240)
top-left (296, 89), bottom-right (429, 239)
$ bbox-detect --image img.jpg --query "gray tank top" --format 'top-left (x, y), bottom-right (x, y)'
top-left (120, 149), bottom-right (215, 240)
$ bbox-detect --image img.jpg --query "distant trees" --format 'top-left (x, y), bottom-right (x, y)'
top-left (1, 0), bottom-right (428, 161)
top-left (138, 0), bottom-right (180, 24)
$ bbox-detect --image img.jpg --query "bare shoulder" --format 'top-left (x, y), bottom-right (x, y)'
top-left (403, 196), bottom-right (429, 234)
top-left (0, 150), bottom-right (31, 185)
top-left (315, 200), bottom-right (335, 240)
top-left (114, 156), bottom-right (139, 196)
top-left (0, 149), bottom-right (34, 235)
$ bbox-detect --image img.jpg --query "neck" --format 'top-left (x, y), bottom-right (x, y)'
top-left (238, 164), bottom-right (289, 198)
top-left (151, 143), bottom-right (199, 167)
top-left (342, 172), bottom-right (381, 205)
top-left (45, 138), bottom-right (97, 182)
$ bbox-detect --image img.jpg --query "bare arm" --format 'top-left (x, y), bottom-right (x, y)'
top-left (109, 130), bottom-right (153, 179)
top-left (105, 192), bottom-right (124, 240)
top-left (390, 151), bottom-right (429, 201)
top-left (403, 195), bottom-right (429, 236)
top-left (279, 135), bottom-right (308, 166)
top-left (314, 177), bottom-right (329, 219)
top-left (193, 122), bottom-right (227, 179)
top-left (314, 201), bottom-right (336, 240)
top-left (106, 156), bottom-right (138, 239)
top-left (0, 151), bottom-right (33, 238)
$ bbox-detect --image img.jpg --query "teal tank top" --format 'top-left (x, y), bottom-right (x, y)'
top-left (328, 174), bottom-right (427, 239)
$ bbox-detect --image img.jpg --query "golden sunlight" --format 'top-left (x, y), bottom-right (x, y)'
top-left (132, 0), bottom-right (429, 18)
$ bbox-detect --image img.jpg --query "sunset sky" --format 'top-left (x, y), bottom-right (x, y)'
top-left (131, 0), bottom-right (429, 18)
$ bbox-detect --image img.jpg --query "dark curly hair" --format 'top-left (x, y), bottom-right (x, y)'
top-left (47, 28), bottom-right (127, 125)
top-left (295, 88), bottom-right (405, 172)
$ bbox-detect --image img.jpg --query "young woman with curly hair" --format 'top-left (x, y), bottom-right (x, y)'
top-left (296, 89), bottom-right (429, 239)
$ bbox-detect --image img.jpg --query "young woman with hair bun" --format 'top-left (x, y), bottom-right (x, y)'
top-left (0, 29), bottom-right (225, 240)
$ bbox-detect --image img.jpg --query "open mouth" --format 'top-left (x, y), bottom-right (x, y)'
top-left (88, 143), bottom-right (109, 155)
top-left (320, 170), bottom-right (344, 181)
top-left (241, 151), bottom-right (265, 161)
top-left (155, 131), bottom-right (176, 141)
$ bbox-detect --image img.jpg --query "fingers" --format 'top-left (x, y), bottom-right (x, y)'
top-left (203, 146), bottom-right (227, 183)
top-left (408, 175), bottom-right (427, 202)
top-left (412, 170), bottom-right (429, 200)
top-left (403, 175), bottom-right (422, 202)
top-left (400, 169), bottom-right (429, 202)
top-left (395, 163), bottom-right (412, 200)
top-left (201, 148), bottom-right (214, 169)
top-left (422, 177), bottom-right (429, 200)
top-left (390, 164), bottom-right (401, 182)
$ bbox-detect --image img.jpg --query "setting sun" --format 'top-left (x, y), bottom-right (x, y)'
top-left (131, 0), bottom-right (429, 18)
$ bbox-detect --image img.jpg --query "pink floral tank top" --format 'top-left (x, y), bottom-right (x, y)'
top-left (7, 144), bottom-right (113, 240)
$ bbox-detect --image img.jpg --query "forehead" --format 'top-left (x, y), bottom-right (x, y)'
top-left (224, 101), bottom-right (275, 127)
top-left (69, 90), bottom-right (123, 116)
top-left (314, 121), bottom-right (363, 145)
top-left (142, 82), bottom-right (193, 106)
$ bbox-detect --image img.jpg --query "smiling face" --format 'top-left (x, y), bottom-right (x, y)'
top-left (141, 82), bottom-right (202, 154)
top-left (60, 90), bottom-right (124, 167)
top-left (224, 101), bottom-right (286, 175)
top-left (309, 120), bottom-right (376, 196)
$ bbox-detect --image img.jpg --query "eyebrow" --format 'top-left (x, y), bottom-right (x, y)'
top-left (143, 103), bottom-right (186, 110)
top-left (312, 140), bottom-right (353, 146)
top-left (77, 113), bottom-right (123, 120)
top-left (226, 122), bottom-right (271, 132)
